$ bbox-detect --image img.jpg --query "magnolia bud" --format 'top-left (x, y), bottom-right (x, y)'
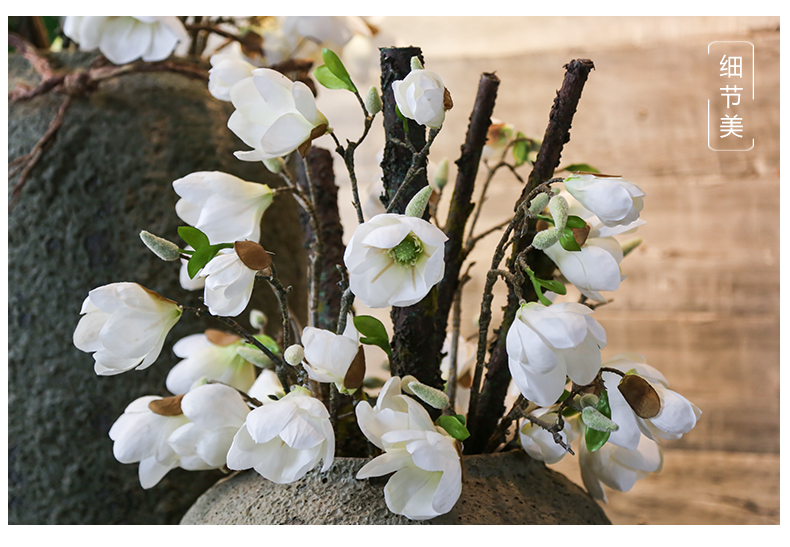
top-left (263, 157), bottom-right (286, 174)
top-left (579, 393), bottom-right (599, 409)
top-left (431, 158), bottom-right (450, 190)
top-left (236, 346), bottom-right (273, 369)
top-left (139, 231), bottom-right (180, 261)
top-left (284, 344), bottom-right (305, 367)
top-left (549, 195), bottom-right (569, 231)
top-left (581, 407), bottom-right (620, 432)
top-left (410, 56), bottom-right (424, 71)
top-left (621, 238), bottom-right (643, 257)
top-left (364, 86), bottom-right (382, 115)
top-left (405, 185), bottom-right (434, 218)
top-left (407, 380), bottom-right (450, 410)
top-left (249, 309), bottom-right (267, 330)
top-left (532, 228), bottom-right (561, 250)
top-left (400, 375), bottom-right (419, 395)
top-left (528, 193), bottom-right (549, 216)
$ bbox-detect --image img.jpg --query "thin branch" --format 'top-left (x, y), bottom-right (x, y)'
top-left (385, 127), bottom-right (441, 213)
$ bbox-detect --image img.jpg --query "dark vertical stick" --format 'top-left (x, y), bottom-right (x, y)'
top-left (466, 59), bottom-right (595, 454)
top-left (296, 147), bottom-right (345, 332)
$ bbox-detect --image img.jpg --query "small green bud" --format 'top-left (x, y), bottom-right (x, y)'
top-left (249, 309), bottom-right (267, 330)
top-left (528, 193), bottom-right (549, 216)
top-left (284, 344), bottom-right (305, 367)
top-left (236, 346), bottom-right (273, 369)
top-left (410, 56), bottom-right (424, 71)
top-left (263, 157), bottom-right (286, 174)
top-left (582, 407), bottom-right (620, 432)
top-left (364, 86), bottom-right (382, 115)
top-left (579, 393), bottom-right (600, 409)
top-left (407, 380), bottom-right (450, 410)
top-left (405, 185), bottom-right (433, 218)
top-left (431, 158), bottom-right (450, 190)
top-left (532, 228), bottom-right (561, 250)
top-left (140, 230), bottom-right (181, 261)
top-left (621, 238), bottom-right (643, 257)
top-left (549, 195), bottom-right (569, 231)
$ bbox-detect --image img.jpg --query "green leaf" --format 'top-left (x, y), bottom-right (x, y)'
top-left (178, 226), bottom-right (210, 250)
top-left (524, 268), bottom-right (554, 306)
top-left (314, 65), bottom-right (353, 91)
top-left (320, 48), bottom-right (357, 92)
top-left (585, 389), bottom-right (613, 452)
top-left (353, 315), bottom-right (392, 356)
top-left (436, 415), bottom-right (470, 441)
top-left (536, 278), bottom-right (567, 295)
top-left (513, 131), bottom-right (529, 167)
top-left (565, 215), bottom-right (586, 229)
top-left (186, 244), bottom-right (225, 279)
top-left (559, 227), bottom-right (582, 252)
top-left (559, 163), bottom-right (600, 174)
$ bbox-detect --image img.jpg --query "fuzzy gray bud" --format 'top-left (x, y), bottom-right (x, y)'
top-left (140, 231), bottom-right (181, 261)
top-left (407, 380), bottom-right (450, 410)
top-left (405, 185), bottom-right (434, 218)
top-left (549, 195), bottom-right (569, 231)
top-left (532, 228), bottom-right (561, 250)
top-left (528, 193), bottom-right (550, 216)
top-left (364, 86), bottom-right (382, 115)
top-left (284, 344), bottom-right (305, 367)
top-left (582, 407), bottom-right (620, 432)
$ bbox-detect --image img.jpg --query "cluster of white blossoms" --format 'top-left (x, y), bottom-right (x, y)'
top-left (69, 23), bottom-right (699, 522)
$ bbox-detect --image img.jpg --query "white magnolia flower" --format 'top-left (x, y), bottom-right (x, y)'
top-left (356, 396), bottom-right (462, 521)
top-left (355, 377), bottom-right (436, 449)
top-left (173, 172), bottom-right (273, 245)
top-left (179, 254), bottom-right (205, 291)
top-left (168, 384), bottom-right (251, 470)
top-left (63, 16), bottom-right (187, 65)
top-left (248, 369), bottom-right (286, 402)
top-left (392, 68), bottom-right (448, 129)
top-left (439, 334), bottom-right (475, 415)
top-left (563, 190), bottom-right (645, 239)
top-left (166, 332), bottom-right (257, 395)
top-left (208, 44), bottom-right (258, 102)
top-left (542, 235), bottom-right (624, 303)
top-left (482, 119), bottom-right (516, 162)
top-left (344, 213), bottom-right (448, 308)
top-left (109, 394), bottom-right (190, 488)
top-left (74, 282), bottom-right (182, 375)
top-left (301, 316), bottom-right (361, 391)
top-left (226, 386), bottom-right (334, 484)
top-left (228, 68), bottom-right (328, 162)
top-left (200, 250), bottom-right (258, 317)
top-left (580, 428), bottom-right (663, 502)
top-left (564, 174), bottom-right (645, 228)
top-left (506, 302), bottom-right (606, 407)
top-left (518, 408), bottom-right (578, 464)
top-left (603, 354), bottom-right (702, 451)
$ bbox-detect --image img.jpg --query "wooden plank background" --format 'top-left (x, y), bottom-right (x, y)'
top-left (317, 16), bottom-right (780, 525)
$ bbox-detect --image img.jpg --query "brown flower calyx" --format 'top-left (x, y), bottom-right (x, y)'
top-left (572, 224), bottom-right (591, 247)
top-left (443, 88), bottom-right (454, 111)
top-left (148, 394), bottom-right (185, 416)
top-left (138, 283), bottom-right (179, 306)
top-left (298, 123), bottom-right (329, 157)
top-left (486, 122), bottom-right (507, 145)
top-left (234, 240), bottom-right (273, 271)
top-left (343, 347), bottom-right (367, 391)
top-left (205, 329), bottom-right (241, 347)
top-left (618, 374), bottom-right (661, 418)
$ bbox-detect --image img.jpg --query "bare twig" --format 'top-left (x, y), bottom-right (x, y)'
top-left (385, 127), bottom-right (441, 213)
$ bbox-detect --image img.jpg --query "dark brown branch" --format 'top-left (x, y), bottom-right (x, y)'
top-left (466, 59), bottom-right (595, 454)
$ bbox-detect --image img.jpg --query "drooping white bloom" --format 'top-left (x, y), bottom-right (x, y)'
top-left (167, 384), bottom-right (251, 470)
top-left (301, 316), bottom-right (361, 391)
top-left (542, 235), bottom-right (624, 303)
top-left (356, 394), bottom-right (462, 521)
top-left (518, 408), bottom-right (578, 464)
top-left (200, 250), bottom-right (258, 317)
top-left (439, 334), bottom-right (476, 415)
top-left (166, 332), bottom-right (257, 395)
top-left (173, 172), bottom-right (273, 245)
top-left (228, 68), bottom-right (328, 162)
top-left (109, 395), bottom-right (190, 488)
top-left (580, 428), bottom-right (663, 502)
top-left (208, 44), bottom-right (258, 102)
top-left (226, 386), bottom-right (334, 484)
top-left (506, 302), bottom-right (606, 407)
top-left (74, 282), bottom-right (182, 375)
top-left (344, 213), bottom-right (448, 308)
top-left (63, 16), bottom-right (188, 65)
top-left (355, 377), bottom-right (436, 449)
top-left (392, 68), bottom-right (448, 129)
top-left (564, 174), bottom-right (645, 228)
top-left (602, 353), bottom-right (702, 451)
